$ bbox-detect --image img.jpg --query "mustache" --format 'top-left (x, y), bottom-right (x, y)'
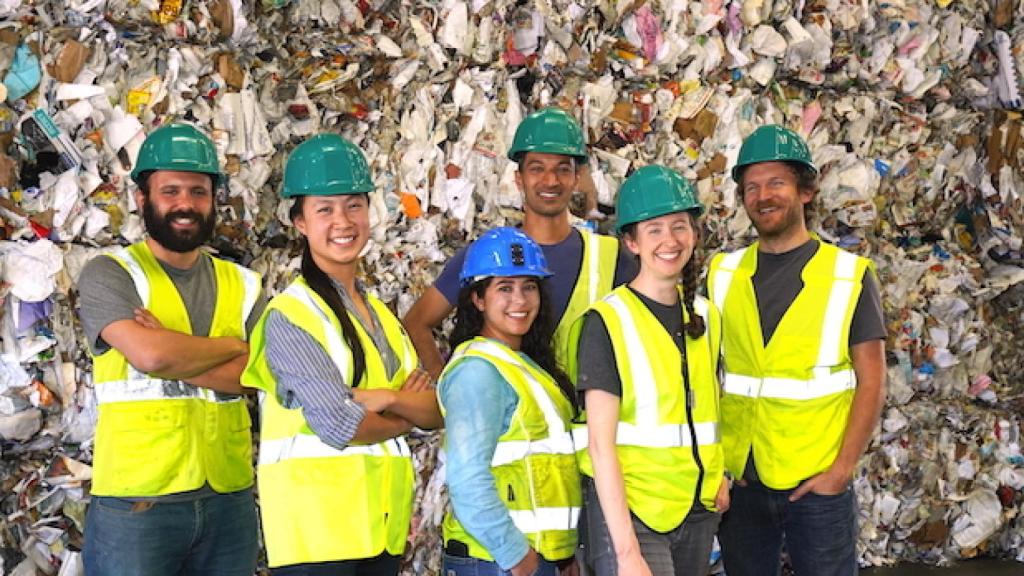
top-left (164, 209), bottom-right (205, 223)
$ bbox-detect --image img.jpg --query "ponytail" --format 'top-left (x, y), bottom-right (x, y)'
top-left (292, 196), bottom-right (367, 386)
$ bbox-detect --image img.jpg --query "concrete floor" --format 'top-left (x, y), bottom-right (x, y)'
top-left (862, 559), bottom-right (1023, 575)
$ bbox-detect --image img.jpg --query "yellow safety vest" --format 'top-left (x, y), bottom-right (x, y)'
top-left (553, 228), bottom-right (619, 373)
top-left (569, 286), bottom-right (724, 532)
top-left (439, 337), bottom-right (581, 562)
top-left (90, 242), bottom-right (261, 497)
top-left (243, 277), bottom-right (418, 568)
top-left (707, 241), bottom-right (869, 490)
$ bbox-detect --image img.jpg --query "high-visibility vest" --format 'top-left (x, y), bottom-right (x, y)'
top-left (569, 286), bottom-right (724, 532)
top-left (439, 337), bottom-right (581, 562)
top-left (243, 277), bottom-right (418, 568)
top-left (553, 228), bottom-right (619, 373)
top-left (90, 242), bottom-right (262, 497)
top-left (708, 241), bottom-right (869, 490)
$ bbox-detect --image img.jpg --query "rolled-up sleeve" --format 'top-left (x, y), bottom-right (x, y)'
top-left (440, 358), bottom-right (527, 570)
top-left (264, 310), bottom-right (366, 449)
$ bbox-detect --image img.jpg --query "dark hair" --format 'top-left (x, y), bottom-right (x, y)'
top-left (734, 161), bottom-right (818, 223)
top-left (449, 277), bottom-right (578, 414)
top-left (621, 212), bottom-right (706, 339)
top-left (289, 195), bottom-right (367, 386)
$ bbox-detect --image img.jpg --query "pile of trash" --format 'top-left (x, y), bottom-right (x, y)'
top-left (0, 0), bottom-right (1022, 573)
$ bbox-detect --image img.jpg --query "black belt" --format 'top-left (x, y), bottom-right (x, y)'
top-left (443, 540), bottom-right (572, 568)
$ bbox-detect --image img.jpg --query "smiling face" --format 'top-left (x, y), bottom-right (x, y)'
top-left (739, 161), bottom-right (813, 242)
top-left (472, 276), bottom-right (541, 350)
top-left (139, 170), bottom-right (216, 253)
top-left (516, 152), bottom-right (578, 219)
top-left (624, 211), bottom-right (698, 281)
top-left (293, 194), bottom-right (371, 274)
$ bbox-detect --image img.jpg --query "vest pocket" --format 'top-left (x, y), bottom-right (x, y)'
top-left (97, 402), bottom-right (189, 494)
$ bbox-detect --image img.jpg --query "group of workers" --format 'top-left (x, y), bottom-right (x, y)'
top-left (76, 107), bottom-right (886, 576)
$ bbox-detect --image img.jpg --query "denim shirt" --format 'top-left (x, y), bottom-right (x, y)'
top-left (439, 355), bottom-right (528, 570)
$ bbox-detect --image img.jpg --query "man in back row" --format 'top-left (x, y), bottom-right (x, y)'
top-left (403, 108), bottom-right (637, 377)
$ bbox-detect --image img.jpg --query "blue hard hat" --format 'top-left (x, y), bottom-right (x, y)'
top-left (459, 227), bottom-right (552, 287)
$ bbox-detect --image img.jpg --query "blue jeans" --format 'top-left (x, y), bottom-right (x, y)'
top-left (718, 480), bottom-right (857, 576)
top-left (82, 488), bottom-right (258, 576)
top-left (442, 553), bottom-right (560, 576)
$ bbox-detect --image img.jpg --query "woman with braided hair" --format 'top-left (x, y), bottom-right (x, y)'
top-left (569, 165), bottom-right (729, 576)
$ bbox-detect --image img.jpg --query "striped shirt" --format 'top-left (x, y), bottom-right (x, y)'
top-left (264, 280), bottom-right (398, 449)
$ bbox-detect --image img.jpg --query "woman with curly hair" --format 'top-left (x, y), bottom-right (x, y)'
top-left (439, 227), bottom-right (581, 576)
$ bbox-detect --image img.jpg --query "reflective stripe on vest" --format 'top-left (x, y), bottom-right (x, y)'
top-left (585, 228), bottom-right (600, 303)
top-left (450, 340), bottom-right (576, 468)
top-left (571, 421), bottom-right (719, 450)
top-left (95, 378), bottom-right (246, 404)
top-left (283, 283), bottom-right (353, 377)
top-left (508, 507), bottom-right (582, 535)
top-left (722, 370), bottom-right (856, 400)
top-left (259, 433), bottom-right (412, 465)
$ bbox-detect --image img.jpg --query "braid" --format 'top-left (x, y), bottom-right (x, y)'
top-left (681, 247), bottom-right (706, 339)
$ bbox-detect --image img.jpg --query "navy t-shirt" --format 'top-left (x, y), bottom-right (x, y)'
top-left (433, 228), bottom-right (638, 325)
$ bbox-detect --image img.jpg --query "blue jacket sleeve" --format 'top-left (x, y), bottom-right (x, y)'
top-left (439, 357), bottom-right (528, 570)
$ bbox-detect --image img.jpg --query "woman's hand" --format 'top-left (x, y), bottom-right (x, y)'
top-left (715, 476), bottom-right (731, 514)
top-left (616, 547), bottom-right (653, 576)
top-left (509, 548), bottom-right (540, 576)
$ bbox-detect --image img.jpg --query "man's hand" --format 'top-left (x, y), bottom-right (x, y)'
top-left (789, 464), bottom-right (851, 501)
top-left (401, 367), bottom-right (433, 393)
top-left (133, 308), bottom-right (163, 330)
top-left (352, 388), bottom-right (397, 414)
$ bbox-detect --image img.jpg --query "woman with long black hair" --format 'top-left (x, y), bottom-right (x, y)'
top-left (438, 227), bottom-right (581, 576)
top-left (243, 134), bottom-right (441, 575)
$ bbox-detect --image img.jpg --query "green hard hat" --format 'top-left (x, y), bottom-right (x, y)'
top-left (508, 107), bottom-right (587, 162)
top-left (616, 165), bottom-right (704, 233)
top-left (731, 124), bottom-right (817, 181)
top-left (131, 124), bottom-right (222, 187)
top-left (282, 134), bottom-right (374, 198)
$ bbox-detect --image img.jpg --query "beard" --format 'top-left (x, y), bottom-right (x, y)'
top-left (142, 197), bottom-right (216, 253)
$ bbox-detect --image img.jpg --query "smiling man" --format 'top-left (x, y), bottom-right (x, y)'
top-left (403, 108), bottom-right (637, 377)
top-left (708, 125), bottom-right (886, 576)
top-left (77, 124), bottom-right (264, 576)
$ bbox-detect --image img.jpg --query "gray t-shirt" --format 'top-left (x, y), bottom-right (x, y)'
top-left (575, 287), bottom-right (686, 401)
top-left (78, 252), bottom-right (266, 355)
top-left (752, 239), bottom-right (885, 346)
top-left (76, 249), bottom-right (266, 502)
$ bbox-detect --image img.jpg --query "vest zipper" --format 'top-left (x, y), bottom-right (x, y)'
top-left (680, 345), bottom-right (705, 504)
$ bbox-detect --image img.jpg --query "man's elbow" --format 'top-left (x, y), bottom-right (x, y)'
top-left (125, 348), bottom-right (172, 375)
